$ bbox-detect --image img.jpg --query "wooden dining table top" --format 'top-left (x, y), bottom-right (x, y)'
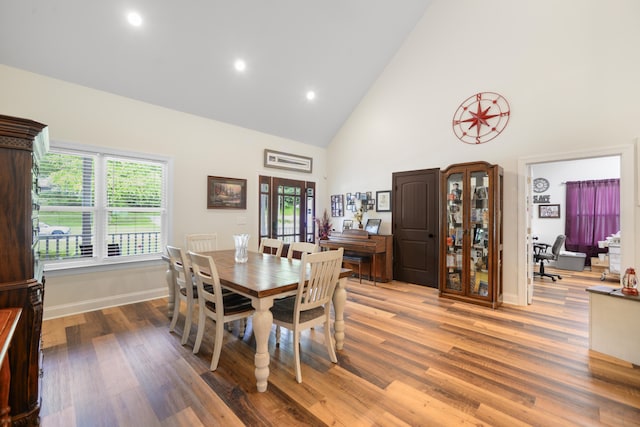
top-left (200, 250), bottom-right (351, 299)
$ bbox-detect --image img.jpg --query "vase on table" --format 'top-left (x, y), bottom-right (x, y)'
top-left (233, 234), bottom-right (250, 263)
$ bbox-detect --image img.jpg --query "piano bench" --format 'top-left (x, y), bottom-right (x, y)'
top-left (342, 254), bottom-right (372, 284)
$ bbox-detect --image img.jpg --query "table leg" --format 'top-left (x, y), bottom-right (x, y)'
top-left (333, 276), bottom-right (347, 350)
top-left (251, 298), bottom-right (274, 392)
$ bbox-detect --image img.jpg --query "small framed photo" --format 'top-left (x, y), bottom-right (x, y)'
top-left (207, 176), bottom-right (247, 209)
top-left (538, 204), bottom-right (560, 218)
top-left (364, 218), bottom-right (381, 234)
top-left (343, 219), bottom-right (353, 231)
top-left (376, 190), bottom-right (391, 212)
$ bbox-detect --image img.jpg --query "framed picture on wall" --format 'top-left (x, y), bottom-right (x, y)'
top-left (538, 204), bottom-right (560, 218)
top-left (207, 176), bottom-right (247, 209)
top-left (331, 194), bottom-right (344, 217)
top-left (376, 190), bottom-right (391, 212)
top-left (263, 149), bottom-right (313, 173)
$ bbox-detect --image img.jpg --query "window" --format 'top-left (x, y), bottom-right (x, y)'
top-left (259, 176), bottom-right (315, 244)
top-left (38, 143), bottom-right (169, 268)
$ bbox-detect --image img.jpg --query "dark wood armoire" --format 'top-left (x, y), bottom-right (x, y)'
top-left (0, 115), bottom-right (48, 426)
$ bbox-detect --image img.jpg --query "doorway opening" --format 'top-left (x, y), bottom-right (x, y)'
top-left (259, 175), bottom-right (316, 245)
top-left (517, 144), bottom-right (635, 306)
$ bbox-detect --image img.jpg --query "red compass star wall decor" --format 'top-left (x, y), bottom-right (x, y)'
top-left (452, 92), bottom-right (510, 144)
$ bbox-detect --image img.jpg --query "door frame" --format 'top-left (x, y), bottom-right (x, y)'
top-left (516, 143), bottom-right (635, 306)
top-left (259, 175), bottom-right (316, 244)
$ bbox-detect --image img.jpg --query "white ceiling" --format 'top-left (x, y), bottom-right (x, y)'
top-left (0, 1), bottom-right (432, 147)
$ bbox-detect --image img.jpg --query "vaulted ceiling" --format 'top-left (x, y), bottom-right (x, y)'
top-left (0, 1), bottom-right (432, 147)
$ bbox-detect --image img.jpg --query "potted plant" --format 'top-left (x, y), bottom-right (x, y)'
top-left (315, 209), bottom-right (332, 240)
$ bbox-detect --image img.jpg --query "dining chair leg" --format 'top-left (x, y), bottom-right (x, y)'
top-left (210, 321), bottom-right (225, 371)
top-left (293, 328), bottom-right (302, 383)
top-left (275, 325), bottom-right (281, 347)
top-left (238, 319), bottom-right (247, 338)
top-left (181, 298), bottom-right (193, 346)
top-left (193, 306), bottom-right (206, 354)
top-left (324, 317), bottom-right (337, 363)
top-left (169, 289), bottom-right (181, 333)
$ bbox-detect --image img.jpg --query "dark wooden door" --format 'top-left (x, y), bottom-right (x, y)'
top-left (392, 168), bottom-right (440, 287)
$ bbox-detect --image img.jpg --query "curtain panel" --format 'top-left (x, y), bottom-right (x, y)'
top-left (565, 179), bottom-right (620, 262)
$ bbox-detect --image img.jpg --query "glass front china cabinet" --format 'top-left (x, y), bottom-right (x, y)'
top-left (439, 161), bottom-right (503, 308)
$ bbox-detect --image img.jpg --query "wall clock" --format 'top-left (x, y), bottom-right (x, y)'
top-left (452, 92), bottom-right (510, 144)
top-left (533, 177), bottom-right (550, 193)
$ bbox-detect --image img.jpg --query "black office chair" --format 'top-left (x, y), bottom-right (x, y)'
top-left (533, 234), bottom-right (566, 282)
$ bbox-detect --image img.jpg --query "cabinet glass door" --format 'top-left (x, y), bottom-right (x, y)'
top-left (469, 169), bottom-right (490, 297)
top-left (444, 172), bottom-right (464, 292)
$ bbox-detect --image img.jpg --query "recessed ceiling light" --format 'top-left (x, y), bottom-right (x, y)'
top-left (234, 59), bottom-right (247, 72)
top-left (127, 12), bottom-right (143, 27)
top-left (306, 91), bottom-right (316, 101)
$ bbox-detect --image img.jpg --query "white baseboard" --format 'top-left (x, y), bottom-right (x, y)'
top-left (502, 291), bottom-right (521, 306)
top-left (43, 287), bottom-right (168, 320)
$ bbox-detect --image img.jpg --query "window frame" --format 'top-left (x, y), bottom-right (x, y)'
top-left (40, 141), bottom-right (172, 272)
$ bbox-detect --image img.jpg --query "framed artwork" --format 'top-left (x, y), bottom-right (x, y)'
top-left (263, 149), bottom-right (313, 173)
top-left (331, 194), bottom-right (344, 217)
top-left (207, 176), bottom-right (247, 209)
top-left (538, 204), bottom-right (560, 218)
top-left (343, 219), bottom-right (353, 231)
top-left (376, 190), bottom-right (391, 212)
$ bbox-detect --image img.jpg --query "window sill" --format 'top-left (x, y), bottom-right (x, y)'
top-left (43, 256), bottom-right (166, 277)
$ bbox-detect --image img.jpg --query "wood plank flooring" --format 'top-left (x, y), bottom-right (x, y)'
top-left (40, 269), bottom-right (640, 426)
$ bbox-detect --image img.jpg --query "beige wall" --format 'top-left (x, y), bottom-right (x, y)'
top-left (328, 0), bottom-right (640, 304)
top-left (0, 64), bottom-right (327, 319)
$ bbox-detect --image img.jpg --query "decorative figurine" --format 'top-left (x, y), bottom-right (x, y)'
top-left (621, 267), bottom-right (638, 296)
top-left (354, 207), bottom-right (364, 229)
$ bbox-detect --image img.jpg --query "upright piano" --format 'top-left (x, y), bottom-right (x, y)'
top-left (319, 230), bottom-right (393, 282)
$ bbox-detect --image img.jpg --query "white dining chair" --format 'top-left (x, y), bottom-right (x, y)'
top-left (286, 241), bottom-right (319, 260)
top-left (258, 238), bottom-right (283, 257)
top-left (188, 251), bottom-right (255, 371)
top-left (186, 233), bottom-right (218, 253)
top-left (166, 245), bottom-right (197, 345)
top-left (270, 247), bottom-right (344, 383)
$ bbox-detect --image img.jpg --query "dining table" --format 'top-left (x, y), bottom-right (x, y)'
top-left (164, 249), bottom-right (350, 392)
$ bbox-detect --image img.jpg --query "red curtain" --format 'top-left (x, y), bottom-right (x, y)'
top-left (564, 179), bottom-right (619, 262)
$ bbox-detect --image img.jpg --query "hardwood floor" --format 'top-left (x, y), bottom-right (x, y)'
top-left (40, 269), bottom-right (640, 426)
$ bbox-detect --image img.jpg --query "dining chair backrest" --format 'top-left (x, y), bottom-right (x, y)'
top-left (186, 233), bottom-right (218, 253)
top-left (188, 251), bottom-right (223, 309)
top-left (167, 245), bottom-right (198, 344)
top-left (258, 237), bottom-right (283, 257)
top-left (286, 241), bottom-right (320, 260)
top-left (295, 248), bottom-right (344, 314)
top-left (166, 245), bottom-right (192, 297)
